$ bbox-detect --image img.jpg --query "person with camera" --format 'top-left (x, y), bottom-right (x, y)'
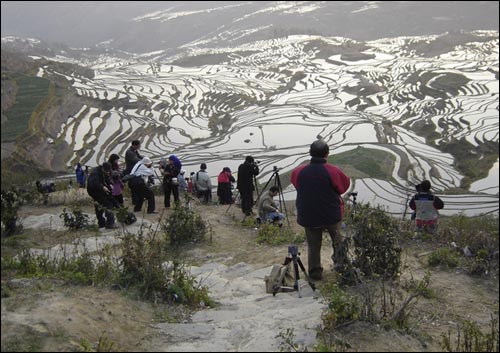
top-left (193, 163), bottom-right (212, 204)
top-left (409, 180), bottom-right (444, 234)
top-left (237, 156), bottom-right (260, 216)
top-left (129, 157), bottom-right (158, 214)
top-left (160, 155), bottom-right (182, 208)
top-left (87, 162), bottom-right (118, 229)
top-left (291, 139), bottom-right (351, 281)
top-left (258, 186), bottom-right (285, 224)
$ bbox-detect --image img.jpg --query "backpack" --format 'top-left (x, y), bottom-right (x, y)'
top-left (264, 263), bottom-right (296, 294)
top-left (124, 212), bottom-right (137, 225)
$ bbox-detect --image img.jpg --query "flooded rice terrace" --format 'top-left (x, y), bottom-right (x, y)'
top-left (47, 34), bottom-right (499, 216)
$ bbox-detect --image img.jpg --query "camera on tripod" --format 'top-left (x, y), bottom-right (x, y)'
top-left (348, 192), bottom-right (358, 197)
top-left (288, 245), bottom-right (299, 257)
top-left (273, 166), bottom-right (281, 172)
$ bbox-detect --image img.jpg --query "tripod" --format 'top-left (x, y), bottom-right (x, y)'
top-left (272, 246), bottom-right (316, 298)
top-left (257, 166), bottom-right (290, 228)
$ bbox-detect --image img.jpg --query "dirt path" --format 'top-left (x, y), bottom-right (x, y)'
top-left (2, 192), bottom-right (499, 351)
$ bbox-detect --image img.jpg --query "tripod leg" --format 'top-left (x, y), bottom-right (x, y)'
top-left (292, 258), bottom-right (301, 298)
top-left (296, 257), bottom-right (316, 291)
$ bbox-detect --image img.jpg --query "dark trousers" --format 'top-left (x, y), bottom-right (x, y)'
top-left (305, 222), bottom-right (344, 278)
top-left (92, 195), bottom-right (116, 227)
top-left (197, 189), bottom-right (211, 204)
top-left (164, 182), bottom-right (179, 207)
top-left (131, 182), bottom-right (155, 213)
top-left (240, 190), bottom-right (254, 216)
top-left (217, 183), bottom-right (232, 204)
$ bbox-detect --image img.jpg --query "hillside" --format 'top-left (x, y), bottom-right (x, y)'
top-left (1, 189), bottom-right (499, 351)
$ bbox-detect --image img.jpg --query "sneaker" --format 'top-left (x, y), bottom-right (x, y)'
top-left (105, 224), bottom-right (119, 230)
top-left (147, 210), bottom-right (159, 214)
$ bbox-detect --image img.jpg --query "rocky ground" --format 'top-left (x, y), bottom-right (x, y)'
top-left (1, 188), bottom-right (498, 351)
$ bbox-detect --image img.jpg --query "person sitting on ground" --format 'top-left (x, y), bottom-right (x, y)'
top-left (217, 167), bottom-right (235, 204)
top-left (409, 180), bottom-right (444, 234)
top-left (129, 157), bottom-right (158, 214)
top-left (258, 186), bottom-right (285, 224)
top-left (87, 162), bottom-right (118, 229)
top-left (193, 163), bottom-right (212, 204)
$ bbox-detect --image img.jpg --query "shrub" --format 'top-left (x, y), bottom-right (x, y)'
top-left (320, 282), bottom-right (360, 330)
top-left (163, 206), bottom-right (211, 246)
top-left (441, 315), bottom-right (499, 352)
top-left (428, 248), bottom-right (460, 268)
top-left (346, 203), bottom-right (402, 278)
top-left (60, 206), bottom-right (90, 230)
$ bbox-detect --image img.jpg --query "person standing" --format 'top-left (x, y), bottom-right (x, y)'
top-left (237, 156), bottom-right (260, 216)
top-left (409, 180), bottom-right (444, 234)
top-left (160, 155), bottom-right (181, 208)
top-left (108, 153), bottom-right (121, 174)
top-left (124, 140), bottom-right (143, 175)
top-left (193, 163), bottom-right (212, 204)
top-left (291, 140), bottom-right (351, 281)
top-left (75, 163), bottom-right (86, 188)
top-left (129, 157), bottom-right (157, 214)
top-left (87, 162), bottom-right (117, 229)
top-left (124, 140), bottom-right (144, 208)
top-left (217, 167), bottom-right (235, 204)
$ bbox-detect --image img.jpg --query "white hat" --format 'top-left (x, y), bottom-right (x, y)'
top-left (141, 157), bottom-right (152, 165)
top-left (180, 169), bottom-right (186, 174)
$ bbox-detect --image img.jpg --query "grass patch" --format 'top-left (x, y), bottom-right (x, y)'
top-left (329, 146), bottom-right (395, 180)
top-left (1, 73), bottom-right (50, 142)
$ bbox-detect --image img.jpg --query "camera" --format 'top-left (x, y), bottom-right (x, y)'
top-left (273, 166), bottom-right (281, 172)
top-left (348, 192), bottom-right (358, 197)
top-left (288, 245), bottom-right (299, 257)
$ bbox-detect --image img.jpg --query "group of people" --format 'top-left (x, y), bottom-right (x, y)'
top-left (84, 138), bottom-right (445, 282)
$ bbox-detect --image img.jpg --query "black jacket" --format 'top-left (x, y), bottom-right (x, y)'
top-left (237, 161), bottom-right (259, 192)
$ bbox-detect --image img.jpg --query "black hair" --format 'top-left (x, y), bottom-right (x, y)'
top-left (309, 140), bottom-right (329, 158)
top-left (420, 180), bottom-right (431, 192)
top-left (269, 186), bottom-right (280, 193)
top-left (200, 163), bottom-right (207, 170)
top-left (108, 153), bottom-right (120, 164)
top-left (131, 140), bottom-right (141, 147)
top-left (102, 162), bottom-right (112, 172)
top-left (245, 156), bottom-right (254, 163)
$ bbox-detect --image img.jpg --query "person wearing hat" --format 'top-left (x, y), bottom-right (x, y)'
top-left (129, 157), bottom-right (157, 213)
top-left (291, 139), bottom-right (351, 281)
top-left (87, 162), bottom-right (118, 229)
top-left (217, 167), bottom-right (235, 204)
top-left (193, 163), bottom-right (212, 204)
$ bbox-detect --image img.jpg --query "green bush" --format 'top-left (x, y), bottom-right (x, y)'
top-left (346, 203), bottom-right (402, 278)
top-left (428, 248), bottom-right (460, 268)
top-left (60, 207), bottom-right (90, 230)
top-left (163, 206), bottom-right (211, 246)
top-left (320, 282), bottom-right (360, 330)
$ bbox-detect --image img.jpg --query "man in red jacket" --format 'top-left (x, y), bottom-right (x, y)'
top-left (291, 140), bottom-right (351, 281)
